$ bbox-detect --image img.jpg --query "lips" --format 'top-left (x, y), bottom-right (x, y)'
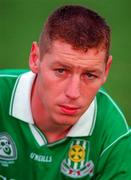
top-left (59, 105), bottom-right (81, 115)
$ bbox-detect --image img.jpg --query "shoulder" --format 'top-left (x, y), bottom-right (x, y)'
top-left (0, 69), bottom-right (28, 77)
top-left (96, 88), bottom-right (128, 131)
top-left (0, 69), bottom-right (29, 83)
top-left (0, 69), bottom-right (29, 100)
top-left (93, 88), bottom-right (129, 152)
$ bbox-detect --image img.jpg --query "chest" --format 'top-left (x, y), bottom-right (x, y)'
top-left (0, 119), bottom-right (99, 180)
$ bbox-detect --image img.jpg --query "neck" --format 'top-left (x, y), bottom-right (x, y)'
top-left (40, 126), bottom-right (70, 143)
top-left (33, 109), bottom-right (71, 143)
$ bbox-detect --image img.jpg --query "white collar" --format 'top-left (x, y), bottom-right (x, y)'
top-left (9, 71), bottom-right (97, 137)
top-left (9, 71), bottom-right (35, 124)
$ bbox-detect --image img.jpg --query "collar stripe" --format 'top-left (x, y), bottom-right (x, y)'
top-left (88, 99), bottom-right (97, 136)
top-left (29, 124), bottom-right (47, 146)
top-left (9, 76), bottom-right (21, 116)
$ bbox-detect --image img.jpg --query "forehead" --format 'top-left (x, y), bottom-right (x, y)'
top-left (44, 40), bottom-right (106, 67)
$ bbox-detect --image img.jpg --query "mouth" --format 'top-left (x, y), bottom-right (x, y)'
top-left (59, 105), bottom-right (81, 116)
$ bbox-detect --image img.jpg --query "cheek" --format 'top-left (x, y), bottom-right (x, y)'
top-left (81, 82), bottom-right (101, 102)
top-left (38, 72), bottom-right (64, 100)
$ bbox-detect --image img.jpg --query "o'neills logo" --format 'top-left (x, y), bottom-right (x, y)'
top-left (61, 139), bottom-right (94, 178)
top-left (30, 152), bottom-right (52, 163)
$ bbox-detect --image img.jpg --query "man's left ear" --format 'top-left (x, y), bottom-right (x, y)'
top-left (104, 55), bottom-right (112, 83)
top-left (29, 42), bottom-right (40, 74)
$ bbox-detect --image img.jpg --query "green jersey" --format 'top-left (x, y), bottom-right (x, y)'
top-left (0, 69), bottom-right (131, 180)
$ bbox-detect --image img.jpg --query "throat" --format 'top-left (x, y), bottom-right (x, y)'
top-left (36, 122), bottom-right (71, 143)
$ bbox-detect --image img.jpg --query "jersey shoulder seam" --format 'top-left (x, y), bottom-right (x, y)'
top-left (100, 130), bottom-right (131, 158)
top-left (0, 74), bottom-right (18, 78)
top-left (98, 89), bottom-right (129, 131)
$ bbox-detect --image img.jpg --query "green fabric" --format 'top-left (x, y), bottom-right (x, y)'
top-left (0, 69), bottom-right (131, 180)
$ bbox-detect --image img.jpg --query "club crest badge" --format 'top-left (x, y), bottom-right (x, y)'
top-left (0, 132), bottom-right (17, 166)
top-left (61, 139), bottom-right (94, 178)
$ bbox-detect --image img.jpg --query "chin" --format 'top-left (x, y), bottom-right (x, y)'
top-left (54, 116), bottom-right (79, 127)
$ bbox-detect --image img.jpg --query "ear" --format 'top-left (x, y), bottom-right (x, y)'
top-left (29, 42), bottom-right (40, 74)
top-left (103, 55), bottom-right (112, 83)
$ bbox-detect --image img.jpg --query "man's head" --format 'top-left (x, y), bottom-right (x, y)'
top-left (29, 5), bottom-right (112, 128)
top-left (39, 5), bottom-right (111, 61)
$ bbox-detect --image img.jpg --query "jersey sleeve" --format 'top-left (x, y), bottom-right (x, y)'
top-left (94, 130), bottom-right (131, 180)
top-left (93, 89), bottom-right (131, 179)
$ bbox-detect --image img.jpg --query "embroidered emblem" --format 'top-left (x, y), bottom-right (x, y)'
top-left (0, 132), bottom-right (17, 166)
top-left (69, 144), bottom-right (85, 163)
top-left (61, 139), bottom-right (94, 178)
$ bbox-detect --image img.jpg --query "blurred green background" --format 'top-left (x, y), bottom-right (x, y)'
top-left (0, 0), bottom-right (131, 125)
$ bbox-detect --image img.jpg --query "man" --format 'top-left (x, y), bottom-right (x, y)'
top-left (0, 4), bottom-right (131, 180)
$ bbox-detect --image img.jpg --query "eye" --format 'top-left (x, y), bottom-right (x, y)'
top-left (56, 68), bottom-right (65, 74)
top-left (84, 72), bottom-right (97, 80)
top-left (54, 68), bottom-right (68, 78)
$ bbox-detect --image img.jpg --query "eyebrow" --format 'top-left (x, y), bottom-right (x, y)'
top-left (50, 61), bottom-right (103, 75)
top-left (49, 61), bottom-right (73, 69)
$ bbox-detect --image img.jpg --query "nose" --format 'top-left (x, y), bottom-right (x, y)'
top-left (65, 75), bottom-right (80, 100)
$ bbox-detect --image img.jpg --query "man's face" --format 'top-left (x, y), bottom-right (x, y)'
top-left (30, 40), bottom-right (112, 127)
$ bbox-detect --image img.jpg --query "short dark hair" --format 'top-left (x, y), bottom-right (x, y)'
top-left (39, 5), bottom-right (111, 60)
